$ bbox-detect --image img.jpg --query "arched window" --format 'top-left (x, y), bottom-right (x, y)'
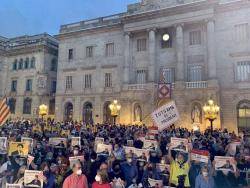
top-left (18, 59), bottom-right (23, 70)
top-left (24, 57), bottom-right (29, 69)
top-left (64, 102), bottom-right (73, 121)
top-left (83, 102), bottom-right (93, 124)
top-left (23, 98), bottom-right (32, 114)
top-left (9, 98), bottom-right (16, 114)
top-left (30, 57), bottom-right (36, 68)
top-left (103, 101), bottom-right (112, 124)
top-left (13, 59), bottom-right (17, 70)
top-left (51, 58), bottom-right (57, 71)
top-left (237, 100), bottom-right (250, 135)
top-left (49, 99), bottom-right (55, 115)
top-left (134, 103), bottom-right (142, 122)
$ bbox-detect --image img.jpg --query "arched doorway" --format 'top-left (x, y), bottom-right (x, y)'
top-left (134, 103), bottom-right (142, 123)
top-left (64, 102), bottom-right (73, 121)
top-left (83, 102), bottom-right (93, 124)
top-left (237, 100), bottom-right (250, 135)
top-left (103, 101), bottom-right (112, 124)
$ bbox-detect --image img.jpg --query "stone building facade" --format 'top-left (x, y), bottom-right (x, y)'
top-left (0, 33), bottom-right (58, 119)
top-left (55, 0), bottom-right (250, 134)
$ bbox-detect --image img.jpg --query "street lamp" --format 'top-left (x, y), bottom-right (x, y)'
top-left (203, 99), bottom-right (220, 132)
top-left (39, 104), bottom-right (48, 121)
top-left (162, 33), bottom-right (170, 42)
top-left (109, 100), bottom-right (121, 125)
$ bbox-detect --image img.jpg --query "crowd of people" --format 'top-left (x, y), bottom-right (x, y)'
top-left (0, 119), bottom-right (249, 188)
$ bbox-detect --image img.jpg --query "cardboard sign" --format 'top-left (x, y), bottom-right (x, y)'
top-left (95, 137), bottom-right (104, 145)
top-left (48, 138), bottom-right (67, 148)
top-left (148, 178), bottom-right (163, 188)
top-left (190, 149), bottom-right (209, 163)
top-left (96, 144), bottom-right (112, 154)
top-left (214, 156), bottom-right (237, 172)
top-left (21, 137), bottom-right (34, 152)
top-left (0, 137), bottom-right (7, 154)
top-left (8, 142), bottom-right (29, 157)
top-left (69, 156), bottom-right (84, 168)
top-left (170, 137), bottom-right (188, 153)
top-left (24, 170), bottom-right (43, 188)
top-left (151, 101), bottom-right (180, 131)
top-left (71, 137), bottom-right (81, 148)
top-left (143, 139), bottom-right (158, 149)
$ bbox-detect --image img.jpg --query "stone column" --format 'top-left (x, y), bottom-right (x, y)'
top-left (207, 19), bottom-right (217, 78)
top-left (176, 24), bottom-right (184, 81)
top-left (148, 29), bottom-right (156, 82)
top-left (124, 33), bottom-right (130, 84)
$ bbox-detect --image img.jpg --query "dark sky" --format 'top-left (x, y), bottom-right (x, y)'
top-left (0, 0), bottom-right (139, 38)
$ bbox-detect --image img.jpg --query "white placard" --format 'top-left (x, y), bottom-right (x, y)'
top-left (170, 137), bottom-right (188, 153)
top-left (71, 137), bottom-right (81, 148)
top-left (214, 156), bottom-right (237, 172)
top-left (96, 143), bottom-right (112, 154)
top-left (151, 101), bottom-right (180, 131)
top-left (24, 170), bottom-right (43, 188)
top-left (148, 178), bottom-right (163, 187)
top-left (0, 137), bottom-right (7, 154)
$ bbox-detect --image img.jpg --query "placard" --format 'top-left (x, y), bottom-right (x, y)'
top-left (214, 156), bottom-right (237, 172)
top-left (21, 137), bottom-right (34, 152)
top-left (6, 183), bottom-right (22, 188)
top-left (170, 137), bottom-right (188, 153)
top-left (190, 149), bottom-right (209, 163)
top-left (24, 170), bottom-right (43, 188)
top-left (71, 137), bottom-right (81, 148)
top-left (151, 101), bottom-right (180, 131)
top-left (143, 139), bottom-right (158, 149)
top-left (0, 137), bottom-right (7, 154)
top-left (156, 163), bottom-right (170, 173)
top-left (8, 142), bottom-right (29, 157)
top-left (69, 156), bottom-right (84, 168)
top-left (133, 148), bottom-right (149, 159)
top-left (48, 138), bottom-right (67, 148)
top-left (96, 144), bottom-right (112, 154)
top-left (95, 137), bottom-right (104, 145)
top-left (127, 140), bottom-right (134, 147)
top-left (148, 178), bottom-right (163, 188)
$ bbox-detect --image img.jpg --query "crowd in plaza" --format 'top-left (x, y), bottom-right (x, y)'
top-left (0, 119), bottom-right (249, 188)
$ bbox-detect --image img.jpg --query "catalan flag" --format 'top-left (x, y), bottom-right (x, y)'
top-left (0, 97), bottom-right (10, 126)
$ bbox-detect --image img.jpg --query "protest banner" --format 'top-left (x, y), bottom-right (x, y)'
top-left (6, 184), bottom-right (22, 188)
top-left (148, 178), bottom-right (163, 188)
top-left (151, 101), bottom-right (180, 131)
top-left (170, 137), bottom-right (189, 153)
top-left (69, 156), bottom-right (84, 168)
top-left (214, 156), bottom-right (237, 172)
top-left (96, 143), bottom-right (112, 154)
top-left (24, 170), bottom-right (43, 188)
top-left (147, 126), bottom-right (159, 139)
top-left (0, 137), bottom-right (7, 154)
top-left (21, 137), bottom-right (34, 152)
top-left (190, 149), bottom-right (209, 163)
top-left (8, 142), bottom-right (29, 157)
top-left (156, 163), bottom-right (170, 173)
top-left (48, 138), bottom-right (67, 148)
top-left (143, 139), bottom-right (158, 150)
top-left (71, 137), bottom-right (81, 148)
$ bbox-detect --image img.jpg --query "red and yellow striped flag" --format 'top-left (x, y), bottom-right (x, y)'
top-left (0, 97), bottom-right (10, 126)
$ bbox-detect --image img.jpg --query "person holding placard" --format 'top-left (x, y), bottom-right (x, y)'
top-left (195, 165), bottom-right (215, 188)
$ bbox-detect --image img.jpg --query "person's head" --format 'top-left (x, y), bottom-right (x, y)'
top-left (95, 169), bottom-right (109, 184)
top-left (72, 161), bottom-right (82, 176)
top-left (90, 151), bottom-right (97, 161)
top-left (126, 153), bottom-right (133, 164)
top-left (112, 161), bottom-right (121, 172)
top-left (41, 162), bottom-right (50, 172)
top-left (201, 165), bottom-right (209, 177)
top-left (99, 162), bottom-right (108, 172)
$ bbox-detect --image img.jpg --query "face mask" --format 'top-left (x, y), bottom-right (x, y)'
top-left (76, 169), bottom-right (82, 175)
top-left (95, 175), bottom-right (101, 182)
top-left (73, 150), bottom-right (79, 155)
top-left (202, 172), bottom-right (208, 177)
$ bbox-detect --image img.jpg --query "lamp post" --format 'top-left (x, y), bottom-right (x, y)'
top-left (203, 99), bottom-right (220, 133)
top-left (39, 104), bottom-right (48, 121)
top-left (109, 100), bottom-right (121, 125)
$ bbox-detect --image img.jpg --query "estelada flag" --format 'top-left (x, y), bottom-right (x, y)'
top-left (0, 97), bottom-right (10, 126)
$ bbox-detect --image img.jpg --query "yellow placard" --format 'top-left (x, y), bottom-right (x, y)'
top-left (8, 142), bottom-right (29, 157)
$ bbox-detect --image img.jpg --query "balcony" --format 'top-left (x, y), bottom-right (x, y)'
top-left (186, 81), bottom-right (208, 89)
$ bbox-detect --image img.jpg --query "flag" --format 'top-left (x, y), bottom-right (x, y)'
top-left (0, 97), bottom-right (10, 126)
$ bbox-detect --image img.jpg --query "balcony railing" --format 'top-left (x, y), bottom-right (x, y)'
top-left (186, 81), bottom-right (208, 89)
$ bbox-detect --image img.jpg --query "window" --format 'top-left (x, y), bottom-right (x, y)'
top-left (51, 58), bottom-right (57, 71)
top-left (136, 70), bottom-right (147, 84)
top-left (30, 57), bottom-right (35, 68)
top-left (0, 62), bottom-right (2, 71)
top-left (161, 68), bottom-right (175, 83)
top-left (105, 43), bottom-right (114, 57)
top-left (86, 46), bottom-right (93, 58)
top-left (13, 60), bottom-right (17, 70)
top-left (68, 49), bottom-right (74, 60)
top-left (237, 100), bottom-right (250, 134)
top-left (235, 23), bottom-right (248, 42)
top-left (26, 79), bottom-right (32, 91)
top-left (66, 76), bottom-right (73, 90)
top-left (23, 98), bottom-right (32, 114)
top-left (49, 99), bottom-right (55, 115)
top-left (9, 98), bottom-right (16, 114)
top-left (236, 61), bottom-right (250, 81)
top-left (84, 74), bottom-right (92, 89)
top-left (137, 38), bottom-right (147, 52)
top-left (18, 59), bottom-right (23, 70)
top-left (188, 65), bottom-right (203, 82)
top-left (104, 73), bottom-right (112, 87)
top-left (24, 58), bottom-right (29, 69)
top-left (51, 81), bottom-right (57, 93)
top-left (189, 30), bottom-right (201, 45)
top-left (11, 80), bottom-right (17, 92)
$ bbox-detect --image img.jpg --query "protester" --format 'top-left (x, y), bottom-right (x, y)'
top-left (92, 169), bottom-right (112, 188)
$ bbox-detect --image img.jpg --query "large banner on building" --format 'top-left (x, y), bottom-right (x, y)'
top-left (151, 101), bottom-right (180, 131)
top-left (158, 84), bottom-right (171, 99)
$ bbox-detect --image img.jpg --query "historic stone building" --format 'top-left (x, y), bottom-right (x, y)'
top-left (54, 0), bottom-right (249, 134)
top-left (0, 33), bottom-right (58, 119)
